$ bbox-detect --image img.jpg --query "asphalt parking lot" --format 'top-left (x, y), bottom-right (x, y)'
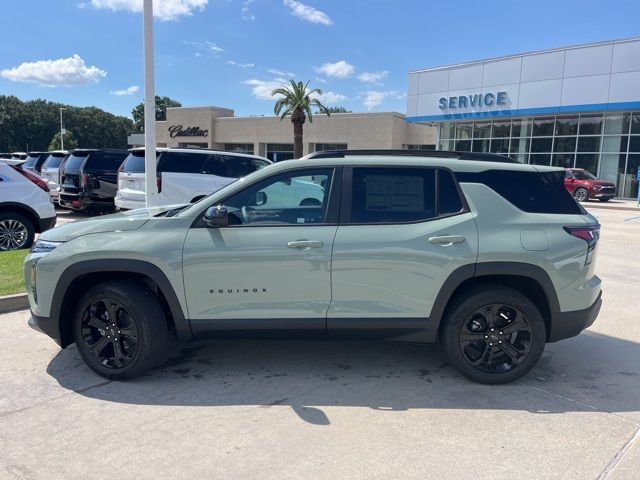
top-left (1, 206), bottom-right (639, 479)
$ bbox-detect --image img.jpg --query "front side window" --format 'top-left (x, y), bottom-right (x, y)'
top-left (222, 169), bottom-right (333, 225)
top-left (157, 152), bottom-right (207, 173)
top-left (350, 168), bottom-right (436, 223)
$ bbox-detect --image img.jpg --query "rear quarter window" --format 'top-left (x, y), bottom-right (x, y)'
top-left (157, 152), bottom-right (207, 174)
top-left (86, 152), bottom-right (128, 171)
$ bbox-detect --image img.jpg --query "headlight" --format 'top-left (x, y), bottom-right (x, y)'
top-left (30, 239), bottom-right (64, 253)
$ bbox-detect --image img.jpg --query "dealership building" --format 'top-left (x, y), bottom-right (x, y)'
top-left (128, 107), bottom-right (436, 162)
top-left (406, 37), bottom-right (640, 198)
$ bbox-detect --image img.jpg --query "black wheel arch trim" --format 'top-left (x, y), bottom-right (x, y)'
top-left (50, 259), bottom-right (192, 347)
top-left (0, 201), bottom-right (43, 232)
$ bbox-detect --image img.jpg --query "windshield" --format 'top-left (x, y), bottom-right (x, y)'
top-left (43, 154), bottom-right (65, 169)
top-left (572, 170), bottom-right (597, 180)
top-left (121, 151), bottom-right (159, 173)
top-left (63, 153), bottom-right (89, 171)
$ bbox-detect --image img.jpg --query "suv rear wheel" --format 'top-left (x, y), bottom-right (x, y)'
top-left (0, 212), bottom-right (35, 251)
top-left (574, 187), bottom-right (588, 202)
top-left (440, 285), bottom-right (546, 384)
top-left (73, 280), bottom-right (169, 380)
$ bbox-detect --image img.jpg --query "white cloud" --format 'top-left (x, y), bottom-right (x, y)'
top-left (267, 68), bottom-right (296, 77)
top-left (227, 60), bottom-right (255, 68)
top-left (1, 54), bottom-right (106, 87)
top-left (88, 0), bottom-right (207, 21)
top-left (242, 0), bottom-right (255, 21)
top-left (315, 60), bottom-right (354, 79)
top-left (358, 70), bottom-right (389, 85)
top-left (315, 77), bottom-right (326, 84)
top-left (314, 91), bottom-right (347, 105)
top-left (243, 78), bottom-right (288, 100)
top-left (283, 0), bottom-right (332, 25)
top-left (110, 85), bottom-right (139, 96)
top-left (362, 90), bottom-right (400, 111)
top-left (205, 41), bottom-right (224, 53)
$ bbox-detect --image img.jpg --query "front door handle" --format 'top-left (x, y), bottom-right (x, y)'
top-left (428, 235), bottom-right (465, 246)
top-left (287, 240), bottom-right (324, 250)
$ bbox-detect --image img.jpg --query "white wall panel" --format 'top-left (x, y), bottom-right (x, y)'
top-left (417, 69), bottom-right (449, 94)
top-left (482, 58), bottom-right (522, 87)
top-left (407, 73), bottom-right (419, 96)
top-left (564, 44), bottom-right (612, 77)
top-left (448, 64), bottom-right (483, 90)
top-left (608, 71), bottom-right (640, 103)
top-left (561, 75), bottom-right (610, 106)
top-left (518, 79), bottom-right (562, 110)
top-left (416, 93), bottom-right (445, 117)
top-left (406, 94), bottom-right (418, 117)
top-left (521, 51), bottom-right (565, 82)
top-left (611, 40), bottom-right (640, 73)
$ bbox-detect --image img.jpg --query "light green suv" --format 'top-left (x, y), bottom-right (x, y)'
top-left (24, 151), bottom-right (602, 384)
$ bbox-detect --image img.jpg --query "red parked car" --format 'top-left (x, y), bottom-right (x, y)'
top-left (564, 168), bottom-right (616, 202)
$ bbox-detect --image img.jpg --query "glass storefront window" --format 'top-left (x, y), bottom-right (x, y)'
top-left (577, 136), bottom-right (600, 152)
top-left (579, 114), bottom-right (603, 135)
top-left (315, 143), bottom-right (347, 151)
top-left (533, 117), bottom-right (555, 136)
top-left (631, 114), bottom-right (640, 135)
top-left (553, 136), bottom-right (576, 152)
top-left (489, 138), bottom-right (510, 154)
top-left (629, 136), bottom-right (640, 152)
top-left (599, 153), bottom-right (626, 188)
top-left (530, 154), bottom-right (551, 165)
top-left (455, 140), bottom-right (471, 151)
top-left (491, 121), bottom-right (511, 138)
top-left (511, 119), bottom-right (532, 137)
top-left (555, 116), bottom-right (579, 136)
top-left (472, 139), bottom-right (490, 152)
top-left (531, 137), bottom-right (553, 153)
top-left (602, 136), bottom-right (628, 152)
top-left (623, 154), bottom-right (640, 198)
top-left (552, 153), bottom-right (575, 168)
top-left (604, 113), bottom-right (630, 135)
top-left (440, 123), bottom-right (455, 139)
top-left (473, 122), bottom-right (491, 138)
top-left (575, 154), bottom-right (599, 174)
top-left (439, 140), bottom-right (454, 151)
top-left (456, 123), bottom-right (473, 140)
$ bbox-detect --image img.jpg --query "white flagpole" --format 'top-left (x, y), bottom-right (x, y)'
top-left (143, 0), bottom-right (157, 208)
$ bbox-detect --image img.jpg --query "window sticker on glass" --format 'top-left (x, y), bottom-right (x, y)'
top-left (297, 218), bottom-right (305, 224)
top-left (364, 175), bottom-right (425, 212)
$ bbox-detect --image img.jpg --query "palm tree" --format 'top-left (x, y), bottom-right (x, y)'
top-left (272, 80), bottom-right (330, 159)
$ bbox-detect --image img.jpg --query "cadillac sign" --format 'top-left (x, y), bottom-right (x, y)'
top-left (168, 125), bottom-right (209, 138)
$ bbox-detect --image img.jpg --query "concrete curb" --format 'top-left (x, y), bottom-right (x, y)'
top-left (0, 293), bottom-right (28, 314)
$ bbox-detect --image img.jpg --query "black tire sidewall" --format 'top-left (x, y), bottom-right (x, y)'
top-left (0, 212), bottom-right (35, 250)
top-left (441, 286), bottom-right (546, 384)
top-left (72, 281), bottom-right (168, 380)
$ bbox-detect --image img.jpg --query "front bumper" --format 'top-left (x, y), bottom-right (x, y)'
top-left (37, 215), bottom-right (57, 233)
top-left (28, 313), bottom-right (63, 347)
top-left (549, 291), bottom-right (602, 342)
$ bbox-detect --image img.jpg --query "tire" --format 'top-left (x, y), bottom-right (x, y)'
top-left (73, 280), bottom-right (169, 380)
top-left (599, 198), bottom-right (611, 202)
top-left (440, 284), bottom-right (546, 384)
top-left (574, 187), bottom-right (589, 202)
top-left (0, 212), bottom-right (35, 251)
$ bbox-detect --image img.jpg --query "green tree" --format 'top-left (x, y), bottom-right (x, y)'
top-left (272, 80), bottom-right (330, 159)
top-left (131, 96), bottom-right (182, 133)
top-left (326, 106), bottom-right (352, 113)
top-left (48, 130), bottom-right (79, 150)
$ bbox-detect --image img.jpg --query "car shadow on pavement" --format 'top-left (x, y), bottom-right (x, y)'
top-left (46, 330), bottom-right (640, 424)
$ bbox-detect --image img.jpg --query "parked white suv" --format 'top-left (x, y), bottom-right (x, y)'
top-left (0, 163), bottom-right (56, 250)
top-left (115, 148), bottom-right (271, 210)
top-left (40, 151), bottom-right (69, 201)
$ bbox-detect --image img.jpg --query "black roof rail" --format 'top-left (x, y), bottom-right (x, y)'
top-left (305, 149), bottom-right (519, 164)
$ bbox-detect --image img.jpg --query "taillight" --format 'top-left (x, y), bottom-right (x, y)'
top-left (564, 226), bottom-right (600, 265)
top-left (12, 166), bottom-right (49, 192)
top-left (80, 174), bottom-right (89, 187)
top-left (157, 174), bottom-right (162, 193)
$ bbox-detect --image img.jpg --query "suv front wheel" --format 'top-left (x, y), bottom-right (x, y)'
top-left (73, 280), bottom-right (169, 380)
top-left (440, 285), bottom-right (546, 384)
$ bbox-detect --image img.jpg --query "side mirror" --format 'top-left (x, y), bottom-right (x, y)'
top-left (204, 205), bottom-right (229, 228)
top-left (256, 191), bottom-right (267, 206)
top-left (569, 178), bottom-right (575, 182)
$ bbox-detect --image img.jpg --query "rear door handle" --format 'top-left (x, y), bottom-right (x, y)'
top-left (287, 240), bottom-right (324, 250)
top-left (428, 235), bottom-right (465, 246)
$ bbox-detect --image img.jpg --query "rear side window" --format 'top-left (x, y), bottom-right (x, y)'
top-left (121, 151), bottom-right (158, 173)
top-left (457, 169), bottom-right (585, 214)
top-left (43, 154), bottom-right (66, 169)
top-left (202, 155), bottom-right (267, 178)
top-left (63, 154), bottom-right (88, 170)
top-left (351, 167), bottom-right (436, 223)
top-left (86, 152), bottom-right (127, 171)
top-left (438, 170), bottom-right (463, 215)
top-left (157, 152), bottom-right (207, 174)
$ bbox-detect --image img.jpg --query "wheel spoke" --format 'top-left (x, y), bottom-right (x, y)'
top-left (501, 312), bottom-right (529, 335)
top-left (90, 335), bottom-right (110, 357)
top-left (484, 305), bottom-right (497, 328)
top-left (498, 341), bottom-right (525, 365)
top-left (119, 328), bottom-right (137, 339)
top-left (112, 339), bottom-right (126, 367)
top-left (460, 330), bottom-right (487, 344)
top-left (87, 314), bottom-right (108, 330)
top-left (106, 302), bottom-right (118, 323)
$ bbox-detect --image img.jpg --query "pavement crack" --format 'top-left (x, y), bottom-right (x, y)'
top-left (0, 380), bottom-right (112, 419)
top-left (597, 425), bottom-right (640, 479)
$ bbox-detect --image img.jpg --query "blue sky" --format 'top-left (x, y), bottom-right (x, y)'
top-left (1, 0), bottom-right (639, 118)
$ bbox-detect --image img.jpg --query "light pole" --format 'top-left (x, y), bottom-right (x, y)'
top-left (143, 0), bottom-right (157, 208)
top-left (59, 108), bottom-right (66, 150)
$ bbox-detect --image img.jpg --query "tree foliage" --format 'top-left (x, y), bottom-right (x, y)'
top-left (326, 106), bottom-right (352, 113)
top-left (0, 95), bottom-right (133, 152)
top-left (272, 80), bottom-right (330, 159)
top-left (131, 96), bottom-right (182, 133)
top-left (48, 130), bottom-right (79, 151)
